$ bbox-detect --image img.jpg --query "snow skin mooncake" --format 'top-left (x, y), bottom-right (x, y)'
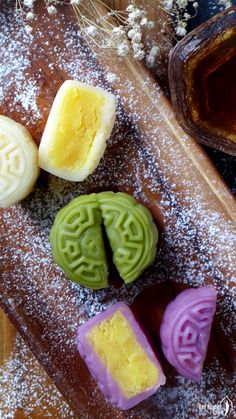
top-left (39, 80), bottom-right (116, 181)
top-left (98, 192), bottom-right (158, 284)
top-left (160, 286), bottom-right (217, 382)
top-left (50, 194), bottom-right (108, 289)
top-left (77, 302), bottom-right (166, 410)
top-left (0, 115), bottom-right (39, 208)
top-left (50, 192), bottom-right (158, 288)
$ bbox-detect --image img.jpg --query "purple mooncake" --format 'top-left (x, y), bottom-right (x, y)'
top-left (160, 286), bottom-right (217, 382)
top-left (77, 302), bottom-right (166, 410)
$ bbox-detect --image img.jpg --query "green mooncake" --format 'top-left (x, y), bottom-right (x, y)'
top-left (50, 194), bottom-right (108, 289)
top-left (98, 192), bottom-right (158, 284)
top-left (50, 192), bottom-right (158, 288)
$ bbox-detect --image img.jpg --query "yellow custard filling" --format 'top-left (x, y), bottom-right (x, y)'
top-left (87, 311), bottom-right (159, 398)
top-left (48, 85), bottom-right (106, 170)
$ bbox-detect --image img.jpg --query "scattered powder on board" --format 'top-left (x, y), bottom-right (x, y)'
top-left (0, 11), bottom-right (41, 122)
top-left (0, 334), bottom-right (75, 419)
top-left (0, 2), bottom-right (235, 419)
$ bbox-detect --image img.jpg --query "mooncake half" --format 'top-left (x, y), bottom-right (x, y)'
top-left (39, 80), bottom-right (116, 181)
top-left (98, 192), bottom-right (158, 284)
top-left (160, 286), bottom-right (217, 382)
top-left (0, 115), bottom-right (39, 208)
top-left (77, 302), bottom-right (166, 410)
top-left (50, 194), bottom-right (108, 289)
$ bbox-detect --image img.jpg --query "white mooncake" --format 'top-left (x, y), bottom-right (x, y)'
top-left (39, 80), bottom-right (116, 181)
top-left (0, 115), bottom-right (39, 208)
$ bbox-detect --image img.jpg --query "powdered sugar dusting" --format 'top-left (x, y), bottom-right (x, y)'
top-left (0, 333), bottom-right (75, 418)
top-left (151, 359), bottom-right (236, 418)
top-left (0, 2), bottom-right (235, 419)
top-left (0, 12), bottom-right (41, 122)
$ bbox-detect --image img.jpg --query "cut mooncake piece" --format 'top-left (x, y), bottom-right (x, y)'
top-left (39, 80), bottom-right (116, 181)
top-left (77, 302), bottom-right (166, 410)
top-left (50, 194), bottom-right (108, 289)
top-left (98, 192), bottom-right (158, 284)
top-left (160, 286), bottom-right (217, 382)
top-left (0, 115), bottom-right (39, 208)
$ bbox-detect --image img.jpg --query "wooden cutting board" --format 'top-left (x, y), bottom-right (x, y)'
top-left (0, 1), bottom-right (236, 418)
top-left (0, 308), bottom-right (76, 417)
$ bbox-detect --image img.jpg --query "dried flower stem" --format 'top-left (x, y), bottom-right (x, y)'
top-left (15, 0), bottom-right (232, 62)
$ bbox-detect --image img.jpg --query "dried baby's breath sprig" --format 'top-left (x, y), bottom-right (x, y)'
top-left (47, 5), bottom-right (57, 15)
top-left (163, 0), bottom-right (232, 38)
top-left (146, 44), bottom-right (160, 67)
top-left (15, 0), bottom-right (233, 64)
top-left (15, 0), bottom-right (159, 62)
top-left (72, 1), bottom-right (157, 60)
top-left (218, 0), bottom-right (232, 7)
top-left (162, 0), bottom-right (199, 37)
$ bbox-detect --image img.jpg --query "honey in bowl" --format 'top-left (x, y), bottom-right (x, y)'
top-left (169, 7), bottom-right (236, 156)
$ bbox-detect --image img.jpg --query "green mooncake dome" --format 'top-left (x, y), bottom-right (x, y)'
top-left (50, 194), bottom-right (108, 289)
top-left (98, 192), bottom-right (158, 284)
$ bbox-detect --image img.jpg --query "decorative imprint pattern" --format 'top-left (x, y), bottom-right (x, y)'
top-left (0, 134), bottom-right (25, 201)
top-left (0, 116), bottom-right (39, 208)
top-left (160, 287), bottom-right (217, 382)
top-left (50, 192), bottom-right (158, 288)
top-left (50, 194), bottom-right (109, 289)
top-left (98, 192), bottom-right (158, 284)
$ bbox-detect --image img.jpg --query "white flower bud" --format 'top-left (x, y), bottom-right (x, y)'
top-left (184, 13), bottom-right (191, 20)
top-left (128, 9), bottom-right (142, 23)
top-left (177, 0), bottom-right (188, 6)
top-left (127, 15), bottom-right (136, 25)
top-left (127, 29), bottom-right (135, 39)
top-left (131, 32), bottom-right (142, 43)
top-left (26, 11), bottom-right (34, 20)
top-left (133, 50), bottom-right (145, 60)
top-left (147, 20), bottom-right (155, 29)
top-left (140, 17), bottom-right (148, 26)
top-left (176, 26), bottom-right (187, 36)
top-left (23, 0), bottom-right (34, 8)
top-left (132, 42), bottom-right (144, 51)
top-left (132, 8), bottom-right (142, 19)
top-left (117, 43), bottom-right (129, 57)
top-left (126, 5), bottom-right (135, 12)
top-left (164, 0), bottom-right (173, 10)
top-left (86, 25), bottom-right (98, 37)
top-left (47, 5), bottom-right (57, 15)
top-left (149, 45), bottom-right (159, 56)
top-left (112, 27), bottom-right (125, 38)
top-left (70, 0), bottom-right (81, 4)
top-left (193, 1), bottom-right (199, 7)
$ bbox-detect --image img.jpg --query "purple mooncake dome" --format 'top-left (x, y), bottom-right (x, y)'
top-left (77, 302), bottom-right (166, 410)
top-left (160, 286), bottom-right (217, 382)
